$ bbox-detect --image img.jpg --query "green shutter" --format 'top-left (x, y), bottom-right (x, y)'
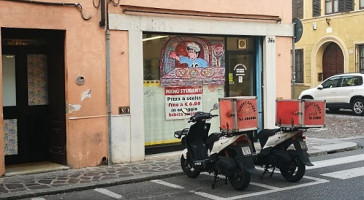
top-left (313, 0), bottom-right (321, 17)
top-left (292, 0), bottom-right (303, 19)
top-left (339, 0), bottom-right (353, 12)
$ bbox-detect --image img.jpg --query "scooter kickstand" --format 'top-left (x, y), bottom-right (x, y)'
top-left (270, 167), bottom-right (276, 177)
top-left (260, 166), bottom-right (269, 180)
top-left (212, 172), bottom-right (218, 189)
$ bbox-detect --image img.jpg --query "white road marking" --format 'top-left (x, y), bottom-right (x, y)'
top-left (150, 179), bottom-right (184, 189)
top-left (308, 154), bottom-right (364, 169)
top-left (94, 188), bottom-right (123, 199)
top-left (227, 176), bottom-right (329, 200)
top-left (192, 191), bottom-right (227, 200)
top-left (321, 166), bottom-right (364, 179)
top-left (31, 198), bottom-right (46, 200)
top-left (168, 154), bottom-right (364, 199)
top-left (250, 182), bottom-right (280, 190)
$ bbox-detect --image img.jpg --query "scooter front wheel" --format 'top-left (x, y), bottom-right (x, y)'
top-left (181, 155), bottom-right (200, 178)
top-left (280, 155), bottom-right (305, 182)
top-left (229, 168), bottom-right (251, 191)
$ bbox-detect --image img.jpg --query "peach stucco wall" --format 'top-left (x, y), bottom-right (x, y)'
top-left (0, 0), bottom-right (108, 172)
top-left (276, 37), bottom-right (293, 99)
top-left (110, 31), bottom-right (130, 113)
top-left (0, 0), bottom-right (292, 174)
top-left (114, 0), bottom-right (292, 23)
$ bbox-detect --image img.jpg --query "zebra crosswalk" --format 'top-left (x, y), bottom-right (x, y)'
top-left (148, 153), bottom-right (364, 200)
top-left (321, 166), bottom-right (364, 180)
top-left (88, 153), bottom-right (364, 200)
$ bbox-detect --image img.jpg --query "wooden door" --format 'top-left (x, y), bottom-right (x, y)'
top-left (323, 43), bottom-right (344, 80)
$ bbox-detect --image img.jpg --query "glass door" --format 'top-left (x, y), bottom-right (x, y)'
top-left (226, 53), bottom-right (256, 97)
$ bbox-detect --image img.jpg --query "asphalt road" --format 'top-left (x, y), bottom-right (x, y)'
top-left (21, 112), bottom-right (364, 200)
top-left (22, 138), bottom-right (364, 200)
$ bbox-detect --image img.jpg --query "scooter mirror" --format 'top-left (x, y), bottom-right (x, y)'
top-left (181, 108), bottom-right (190, 115)
top-left (209, 103), bottom-right (219, 113)
top-left (212, 103), bottom-right (219, 110)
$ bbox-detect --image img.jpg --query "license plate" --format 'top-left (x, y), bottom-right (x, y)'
top-left (300, 141), bottom-right (308, 150)
top-left (241, 146), bottom-right (252, 156)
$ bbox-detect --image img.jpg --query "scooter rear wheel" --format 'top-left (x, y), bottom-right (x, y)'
top-left (280, 155), bottom-right (305, 182)
top-left (181, 155), bottom-right (200, 178)
top-left (229, 168), bottom-right (251, 191)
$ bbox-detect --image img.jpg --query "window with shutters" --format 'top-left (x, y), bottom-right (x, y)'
top-left (295, 49), bottom-right (304, 83)
top-left (326, 0), bottom-right (353, 14)
top-left (292, 0), bottom-right (303, 19)
top-left (313, 0), bottom-right (321, 17)
top-left (359, 45), bottom-right (364, 73)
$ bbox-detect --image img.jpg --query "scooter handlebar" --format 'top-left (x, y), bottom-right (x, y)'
top-left (188, 113), bottom-right (218, 123)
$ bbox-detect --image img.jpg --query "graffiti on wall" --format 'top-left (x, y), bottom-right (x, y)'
top-left (160, 36), bottom-right (225, 87)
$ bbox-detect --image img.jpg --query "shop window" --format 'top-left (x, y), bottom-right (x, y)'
top-left (359, 45), bottom-right (364, 73)
top-left (295, 49), bottom-right (304, 83)
top-left (142, 33), bottom-right (258, 148)
top-left (292, 0), bottom-right (303, 19)
top-left (361, 0), bottom-right (364, 9)
top-left (143, 34), bottom-right (227, 147)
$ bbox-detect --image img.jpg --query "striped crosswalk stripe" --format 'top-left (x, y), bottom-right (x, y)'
top-left (308, 154), bottom-right (364, 169)
top-left (321, 166), bottom-right (364, 179)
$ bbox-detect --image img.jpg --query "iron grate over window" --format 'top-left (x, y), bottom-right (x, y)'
top-left (359, 45), bottom-right (364, 73)
top-left (295, 49), bottom-right (304, 83)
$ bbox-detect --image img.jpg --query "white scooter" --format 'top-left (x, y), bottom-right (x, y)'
top-left (174, 104), bottom-right (256, 190)
top-left (253, 128), bottom-right (313, 182)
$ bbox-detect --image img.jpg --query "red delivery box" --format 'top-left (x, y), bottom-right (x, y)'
top-left (276, 99), bottom-right (326, 128)
top-left (219, 96), bottom-right (258, 133)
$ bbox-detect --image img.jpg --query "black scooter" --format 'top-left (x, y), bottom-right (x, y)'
top-left (174, 104), bottom-right (256, 190)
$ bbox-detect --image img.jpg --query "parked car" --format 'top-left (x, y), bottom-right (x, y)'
top-left (298, 73), bottom-right (364, 116)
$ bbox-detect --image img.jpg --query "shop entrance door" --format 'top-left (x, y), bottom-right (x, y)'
top-left (226, 52), bottom-right (256, 97)
top-left (2, 28), bottom-right (66, 165)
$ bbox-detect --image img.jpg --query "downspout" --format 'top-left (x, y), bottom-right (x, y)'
top-left (102, 0), bottom-right (112, 165)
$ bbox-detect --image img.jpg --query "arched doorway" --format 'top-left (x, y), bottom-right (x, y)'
top-left (322, 43), bottom-right (344, 79)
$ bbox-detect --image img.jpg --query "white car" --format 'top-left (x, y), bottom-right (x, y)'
top-left (298, 73), bottom-right (364, 116)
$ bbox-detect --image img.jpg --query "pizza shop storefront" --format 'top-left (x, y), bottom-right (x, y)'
top-left (108, 13), bottom-right (292, 162)
top-left (143, 34), bottom-right (262, 153)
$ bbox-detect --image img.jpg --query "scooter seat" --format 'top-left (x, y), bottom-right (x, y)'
top-left (257, 129), bottom-right (280, 147)
top-left (206, 132), bottom-right (222, 151)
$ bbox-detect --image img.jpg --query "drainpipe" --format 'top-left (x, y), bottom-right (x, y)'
top-left (103, 0), bottom-right (112, 165)
top-left (106, 29), bottom-right (112, 165)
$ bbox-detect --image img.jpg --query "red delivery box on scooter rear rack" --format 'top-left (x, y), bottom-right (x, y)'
top-left (219, 96), bottom-right (258, 133)
top-left (276, 99), bottom-right (326, 128)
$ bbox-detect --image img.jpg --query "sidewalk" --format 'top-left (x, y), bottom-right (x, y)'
top-left (0, 137), bottom-right (358, 200)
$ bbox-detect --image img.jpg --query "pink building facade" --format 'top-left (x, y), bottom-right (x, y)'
top-left (0, 0), bottom-right (292, 176)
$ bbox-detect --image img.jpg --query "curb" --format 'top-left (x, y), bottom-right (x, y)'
top-left (1, 139), bottom-right (360, 199)
top-left (1, 171), bottom-right (183, 200)
top-left (308, 141), bottom-right (359, 156)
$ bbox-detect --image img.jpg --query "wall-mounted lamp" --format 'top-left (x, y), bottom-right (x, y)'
top-left (326, 18), bottom-right (331, 26)
top-left (312, 23), bottom-right (317, 30)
